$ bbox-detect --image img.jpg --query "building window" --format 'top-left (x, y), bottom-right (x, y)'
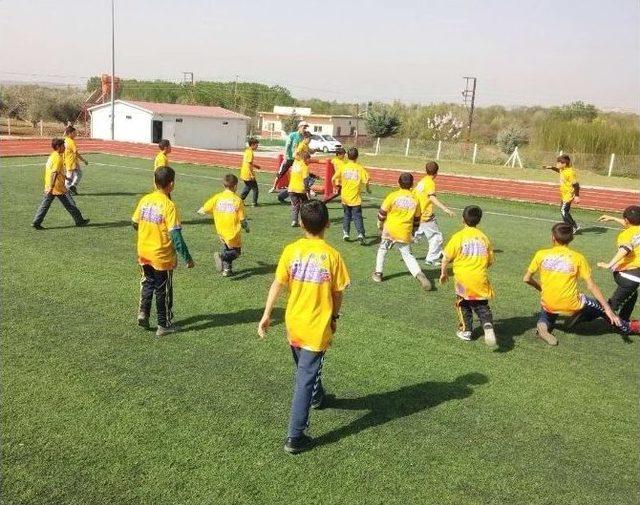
top-left (336, 126), bottom-right (342, 136)
top-left (313, 125), bottom-right (322, 132)
top-left (222, 121), bottom-right (229, 126)
top-left (175, 118), bottom-right (183, 123)
top-left (125, 115), bottom-right (132, 119)
top-left (264, 121), bottom-right (275, 132)
top-left (350, 126), bottom-right (356, 136)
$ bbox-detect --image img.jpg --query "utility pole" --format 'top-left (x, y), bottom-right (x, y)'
top-left (355, 102), bottom-right (360, 147)
top-left (234, 74), bottom-right (239, 109)
top-left (462, 76), bottom-right (477, 142)
top-left (110, 0), bottom-right (115, 140)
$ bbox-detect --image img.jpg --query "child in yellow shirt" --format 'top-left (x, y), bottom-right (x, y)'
top-left (331, 147), bottom-right (371, 244)
top-left (32, 138), bottom-right (89, 229)
top-left (63, 126), bottom-right (89, 195)
top-left (132, 167), bottom-right (194, 336)
top-left (440, 205), bottom-right (496, 347)
top-left (523, 223), bottom-right (637, 346)
top-left (372, 173), bottom-right (431, 290)
top-left (198, 174), bottom-right (249, 277)
top-left (543, 154), bottom-right (580, 232)
top-left (258, 199), bottom-right (350, 454)
top-left (239, 138), bottom-right (261, 206)
top-left (154, 139), bottom-right (171, 170)
top-left (596, 206), bottom-right (640, 320)
top-left (288, 151), bottom-right (311, 227)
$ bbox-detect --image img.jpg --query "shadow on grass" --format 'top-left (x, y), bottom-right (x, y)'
top-left (43, 220), bottom-right (133, 230)
top-left (80, 191), bottom-right (144, 197)
top-left (315, 373), bottom-right (489, 448)
top-left (576, 226), bottom-right (608, 235)
top-left (230, 261), bottom-right (276, 281)
top-left (492, 314), bottom-right (539, 352)
top-left (174, 307), bottom-right (284, 333)
top-left (381, 268), bottom-right (439, 290)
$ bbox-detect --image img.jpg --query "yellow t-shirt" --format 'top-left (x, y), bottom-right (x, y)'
top-left (295, 141), bottom-right (310, 157)
top-left (559, 167), bottom-right (578, 203)
top-left (275, 237), bottom-right (350, 352)
top-left (443, 226), bottom-right (495, 300)
top-left (614, 226), bottom-right (640, 271)
top-left (132, 191), bottom-right (181, 271)
top-left (44, 151), bottom-right (67, 195)
top-left (63, 136), bottom-right (78, 171)
top-left (288, 159), bottom-right (309, 194)
top-left (414, 175), bottom-right (436, 221)
top-left (333, 161), bottom-right (370, 206)
top-left (201, 189), bottom-right (246, 248)
top-left (154, 152), bottom-right (169, 170)
top-left (379, 189), bottom-right (421, 243)
top-left (527, 245), bottom-right (591, 314)
top-left (331, 157), bottom-right (346, 178)
top-left (240, 147), bottom-right (255, 181)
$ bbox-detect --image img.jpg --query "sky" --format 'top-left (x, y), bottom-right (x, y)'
top-left (1, 0), bottom-right (638, 111)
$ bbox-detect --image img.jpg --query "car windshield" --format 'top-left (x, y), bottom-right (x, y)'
top-left (322, 135), bottom-right (336, 141)
top-left (312, 135), bottom-right (323, 140)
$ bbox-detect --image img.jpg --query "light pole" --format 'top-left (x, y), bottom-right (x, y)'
top-left (110, 0), bottom-right (115, 140)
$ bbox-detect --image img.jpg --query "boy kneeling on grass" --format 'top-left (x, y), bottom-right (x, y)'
top-left (197, 174), bottom-right (249, 277)
top-left (258, 199), bottom-right (350, 454)
top-left (132, 167), bottom-right (195, 336)
top-left (523, 223), bottom-right (639, 345)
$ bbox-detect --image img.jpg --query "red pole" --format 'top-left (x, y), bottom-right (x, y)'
top-left (324, 159), bottom-right (334, 197)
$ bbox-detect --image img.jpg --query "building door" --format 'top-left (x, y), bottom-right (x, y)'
top-left (162, 120), bottom-right (176, 145)
top-left (152, 120), bottom-right (163, 143)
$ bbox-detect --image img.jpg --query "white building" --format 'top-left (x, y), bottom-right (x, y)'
top-left (258, 106), bottom-right (367, 140)
top-left (89, 100), bottom-right (250, 150)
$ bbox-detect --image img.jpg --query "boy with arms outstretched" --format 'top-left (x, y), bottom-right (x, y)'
top-left (543, 154), bottom-right (580, 232)
top-left (197, 174), bottom-right (249, 277)
top-left (372, 173), bottom-right (431, 290)
top-left (440, 205), bottom-right (496, 347)
top-left (132, 167), bottom-right (194, 336)
top-left (414, 161), bottom-right (455, 266)
top-left (258, 200), bottom-right (350, 454)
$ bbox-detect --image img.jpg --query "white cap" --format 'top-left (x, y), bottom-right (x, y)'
top-left (298, 121), bottom-right (309, 128)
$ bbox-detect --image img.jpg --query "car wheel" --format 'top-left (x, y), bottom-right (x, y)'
top-left (323, 146), bottom-right (329, 153)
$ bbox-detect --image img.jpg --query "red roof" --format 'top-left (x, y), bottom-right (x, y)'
top-left (121, 100), bottom-right (249, 119)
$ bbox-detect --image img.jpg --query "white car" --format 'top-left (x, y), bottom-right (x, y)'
top-left (309, 134), bottom-right (342, 153)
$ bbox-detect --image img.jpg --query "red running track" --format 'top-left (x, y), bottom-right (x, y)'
top-left (2, 137), bottom-right (637, 211)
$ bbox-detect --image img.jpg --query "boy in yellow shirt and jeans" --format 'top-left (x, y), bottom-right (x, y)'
top-left (197, 174), bottom-right (249, 277)
top-left (331, 147), bottom-right (371, 244)
top-left (258, 200), bottom-right (350, 454)
top-left (543, 154), bottom-right (580, 232)
top-left (440, 205), bottom-right (496, 347)
top-left (239, 138), bottom-right (261, 207)
top-left (32, 138), bottom-right (89, 229)
top-left (288, 151), bottom-right (311, 227)
top-left (372, 173), bottom-right (431, 290)
top-left (523, 223), bottom-right (638, 345)
top-left (132, 167), bottom-right (194, 336)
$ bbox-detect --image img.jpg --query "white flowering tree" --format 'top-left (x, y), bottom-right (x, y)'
top-left (425, 112), bottom-right (464, 141)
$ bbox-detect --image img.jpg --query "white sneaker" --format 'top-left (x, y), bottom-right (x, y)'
top-left (456, 330), bottom-right (472, 341)
top-left (483, 323), bottom-right (497, 348)
top-left (213, 252), bottom-right (223, 272)
top-left (415, 272), bottom-right (432, 291)
top-left (425, 260), bottom-right (442, 267)
top-left (343, 232), bottom-right (349, 241)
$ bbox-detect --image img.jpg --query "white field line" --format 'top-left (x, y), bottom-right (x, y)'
top-left (4, 160), bottom-right (619, 231)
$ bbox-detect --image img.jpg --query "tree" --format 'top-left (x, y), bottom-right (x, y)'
top-left (50, 95), bottom-right (84, 125)
top-left (365, 107), bottom-right (401, 138)
top-left (496, 125), bottom-right (529, 154)
top-left (281, 112), bottom-right (301, 134)
top-left (550, 101), bottom-right (598, 122)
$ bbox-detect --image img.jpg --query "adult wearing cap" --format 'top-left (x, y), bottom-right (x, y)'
top-left (269, 121), bottom-right (309, 193)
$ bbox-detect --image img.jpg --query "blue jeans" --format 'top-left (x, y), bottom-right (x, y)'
top-left (343, 205), bottom-right (365, 236)
top-left (288, 346), bottom-right (325, 439)
top-left (538, 296), bottom-right (632, 334)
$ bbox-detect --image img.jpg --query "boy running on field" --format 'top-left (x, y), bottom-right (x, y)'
top-left (439, 205), bottom-right (496, 347)
top-left (32, 138), bottom-right (89, 230)
top-left (132, 166), bottom-right (195, 336)
top-left (197, 174), bottom-right (249, 277)
top-left (288, 151), bottom-right (311, 227)
top-left (595, 206), bottom-right (640, 320)
top-left (258, 199), bottom-right (350, 455)
top-left (523, 223), bottom-right (638, 346)
top-left (63, 126), bottom-right (89, 195)
top-left (543, 154), bottom-right (580, 232)
top-left (154, 139), bottom-right (171, 170)
top-left (372, 173), bottom-right (431, 290)
top-left (414, 161), bottom-right (455, 266)
top-left (331, 147), bottom-right (371, 244)
top-left (239, 138), bottom-right (261, 207)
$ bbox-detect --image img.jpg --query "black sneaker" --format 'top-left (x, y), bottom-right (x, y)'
top-left (76, 219), bottom-right (90, 227)
top-left (32, 223), bottom-right (45, 230)
top-left (137, 312), bottom-right (150, 329)
top-left (284, 433), bottom-right (314, 454)
top-left (70, 186), bottom-right (78, 195)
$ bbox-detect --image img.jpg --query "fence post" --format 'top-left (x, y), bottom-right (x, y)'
top-left (39, 120), bottom-right (43, 136)
top-left (375, 137), bottom-right (380, 155)
top-left (405, 138), bottom-right (411, 157)
top-left (472, 143), bottom-right (478, 164)
top-left (436, 140), bottom-right (442, 160)
top-left (607, 153), bottom-right (615, 177)
top-left (7, 117), bottom-right (10, 136)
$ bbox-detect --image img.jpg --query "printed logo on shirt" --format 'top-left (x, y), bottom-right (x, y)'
top-left (215, 200), bottom-right (237, 213)
top-left (541, 255), bottom-right (575, 274)
top-left (140, 204), bottom-right (164, 224)
top-left (342, 170), bottom-right (360, 181)
top-left (290, 254), bottom-right (331, 284)
top-left (394, 196), bottom-right (416, 210)
top-left (630, 233), bottom-right (640, 248)
top-left (461, 239), bottom-right (488, 257)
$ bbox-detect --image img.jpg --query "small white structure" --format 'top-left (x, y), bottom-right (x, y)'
top-left (259, 106), bottom-right (367, 140)
top-left (89, 100), bottom-right (250, 150)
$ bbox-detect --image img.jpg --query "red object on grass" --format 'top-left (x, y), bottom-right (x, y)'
top-left (323, 159), bottom-right (335, 198)
top-left (274, 154), bottom-right (290, 189)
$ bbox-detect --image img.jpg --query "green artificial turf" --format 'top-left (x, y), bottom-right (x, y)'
top-left (1, 154), bottom-right (637, 505)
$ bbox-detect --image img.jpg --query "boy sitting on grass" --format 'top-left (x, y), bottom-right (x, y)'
top-left (523, 223), bottom-right (639, 345)
top-left (197, 174), bottom-right (249, 277)
top-left (258, 199), bottom-right (350, 454)
top-left (440, 205), bottom-right (496, 347)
